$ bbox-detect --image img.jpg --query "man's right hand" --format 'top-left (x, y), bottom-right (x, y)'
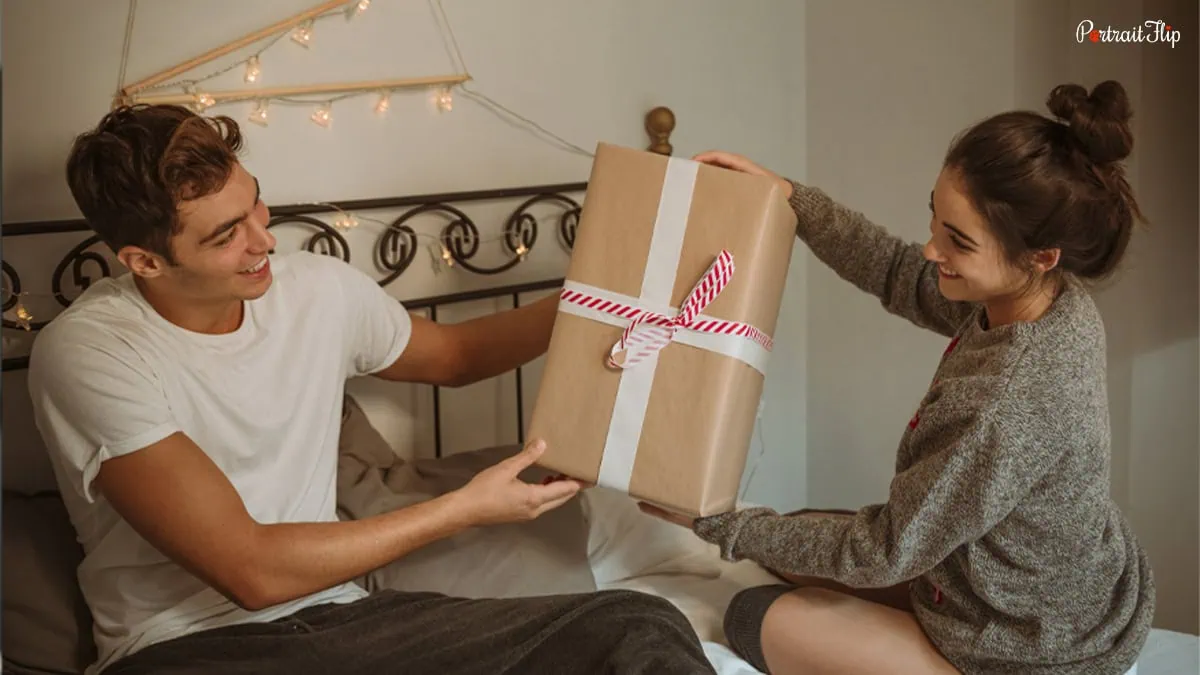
top-left (451, 439), bottom-right (585, 526)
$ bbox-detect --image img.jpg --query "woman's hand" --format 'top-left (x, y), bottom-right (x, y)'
top-left (637, 502), bottom-right (696, 529)
top-left (692, 151), bottom-right (794, 200)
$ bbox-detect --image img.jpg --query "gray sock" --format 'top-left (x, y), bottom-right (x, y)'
top-left (723, 584), bottom-right (793, 673)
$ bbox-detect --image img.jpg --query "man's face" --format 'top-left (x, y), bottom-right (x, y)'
top-left (152, 163), bottom-right (277, 305)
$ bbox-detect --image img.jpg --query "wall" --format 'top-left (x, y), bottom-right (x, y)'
top-left (1, 0), bottom-right (809, 508)
top-left (802, 0), bottom-right (1018, 509)
top-left (803, 0), bottom-right (1198, 633)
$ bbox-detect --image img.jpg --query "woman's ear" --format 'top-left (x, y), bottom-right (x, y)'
top-left (1029, 248), bottom-right (1061, 274)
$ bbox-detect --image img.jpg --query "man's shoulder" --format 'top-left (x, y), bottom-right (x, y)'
top-left (272, 250), bottom-right (353, 278)
top-left (29, 278), bottom-right (160, 383)
top-left (33, 278), bottom-right (141, 350)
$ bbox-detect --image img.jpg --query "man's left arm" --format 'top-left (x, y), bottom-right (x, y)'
top-left (374, 293), bottom-right (559, 387)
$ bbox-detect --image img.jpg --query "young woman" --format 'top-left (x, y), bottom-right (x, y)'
top-left (641, 80), bottom-right (1155, 674)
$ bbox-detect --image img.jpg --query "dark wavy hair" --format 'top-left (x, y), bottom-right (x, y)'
top-left (65, 104), bottom-right (244, 263)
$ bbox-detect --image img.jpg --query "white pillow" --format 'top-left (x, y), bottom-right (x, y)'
top-left (580, 486), bottom-right (723, 586)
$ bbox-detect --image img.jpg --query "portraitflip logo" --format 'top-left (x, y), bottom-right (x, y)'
top-left (1076, 19), bottom-right (1181, 47)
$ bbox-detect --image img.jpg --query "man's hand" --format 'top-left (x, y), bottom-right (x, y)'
top-left (693, 150), bottom-right (794, 200)
top-left (452, 439), bottom-right (585, 526)
top-left (637, 502), bottom-right (696, 530)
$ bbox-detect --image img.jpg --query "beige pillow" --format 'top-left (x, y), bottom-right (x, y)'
top-left (337, 396), bottom-right (598, 599)
top-left (1, 491), bottom-right (96, 674)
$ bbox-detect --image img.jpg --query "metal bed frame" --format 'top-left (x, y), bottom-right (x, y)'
top-left (1, 182), bottom-right (588, 457)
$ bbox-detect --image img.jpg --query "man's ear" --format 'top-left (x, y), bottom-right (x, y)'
top-left (117, 246), bottom-right (170, 279)
top-left (1030, 248), bottom-right (1061, 274)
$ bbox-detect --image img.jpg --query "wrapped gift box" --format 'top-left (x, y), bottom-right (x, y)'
top-left (528, 143), bottom-right (796, 517)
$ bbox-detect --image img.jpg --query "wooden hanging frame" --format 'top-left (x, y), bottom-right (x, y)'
top-left (117, 0), bottom-right (471, 108)
top-left (132, 75), bottom-right (470, 106)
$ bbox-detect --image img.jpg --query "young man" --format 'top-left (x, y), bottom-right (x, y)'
top-left (29, 104), bottom-right (715, 675)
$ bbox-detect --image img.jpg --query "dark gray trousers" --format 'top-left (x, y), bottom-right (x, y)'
top-left (104, 588), bottom-right (716, 674)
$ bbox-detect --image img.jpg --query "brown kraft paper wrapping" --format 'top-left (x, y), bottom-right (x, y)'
top-left (528, 143), bottom-right (797, 517)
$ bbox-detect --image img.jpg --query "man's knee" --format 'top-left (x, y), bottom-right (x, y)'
top-left (585, 590), bottom-right (694, 634)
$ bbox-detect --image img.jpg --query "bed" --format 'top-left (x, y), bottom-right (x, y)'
top-left (3, 109), bottom-right (1196, 675)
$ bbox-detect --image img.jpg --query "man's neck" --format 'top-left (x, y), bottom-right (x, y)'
top-left (134, 276), bottom-right (244, 335)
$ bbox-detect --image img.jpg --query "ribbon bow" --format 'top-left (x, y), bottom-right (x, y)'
top-left (607, 250), bottom-right (736, 369)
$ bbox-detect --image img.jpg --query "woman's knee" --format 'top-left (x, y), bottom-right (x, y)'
top-left (722, 585), bottom-right (794, 672)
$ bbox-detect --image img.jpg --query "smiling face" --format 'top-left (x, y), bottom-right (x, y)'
top-left (118, 162), bottom-right (277, 319)
top-left (923, 167), bottom-right (1036, 304)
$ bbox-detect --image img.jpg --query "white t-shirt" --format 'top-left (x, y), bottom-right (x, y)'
top-left (27, 251), bottom-right (413, 674)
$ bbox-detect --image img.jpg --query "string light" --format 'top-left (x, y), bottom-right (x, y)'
top-left (333, 213), bottom-right (359, 230)
top-left (114, 0), bottom-right (589, 161)
top-left (1, 291), bottom-right (36, 331)
top-left (249, 100), bottom-right (269, 126)
top-left (310, 102), bottom-right (333, 127)
top-left (435, 86), bottom-right (454, 112)
top-left (244, 56), bottom-right (261, 83)
top-left (374, 91), bottom-right (391, 115)
top-left (291, 19), bottom-right (314, 47)
top-left (13, 301), bottom-right (33, 331)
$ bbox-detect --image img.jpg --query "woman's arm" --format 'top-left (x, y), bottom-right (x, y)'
top-left (691, 381), bottom-right (1059, 588)
top-left (788, 181), bottom-right (973, 338)
top-left (693, 151), bottom-right (974, 337)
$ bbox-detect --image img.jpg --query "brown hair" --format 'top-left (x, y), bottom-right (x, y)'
top-left (943, 80), bottom-right (1145, 283)
top-left (65, 104), bottom-right (244, 263)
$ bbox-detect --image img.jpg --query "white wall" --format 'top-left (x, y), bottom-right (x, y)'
top-left (1, 0), bottom-right (808, 508)
top-left (803, 0), bottom-right (1198, 633)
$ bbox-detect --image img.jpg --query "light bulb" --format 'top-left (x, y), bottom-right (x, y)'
top-left (334, 213), bottom-right (358, 230)
top-left (244, 56), bottom-right (261, 83)
top-left (435, 86), bottom-right (454, 112)
top-left (193, 92), bottom-right (215, 111)
top-left (248, 100), bottom-right (269, 126)
top-left (374, 92), bottom-right (390, 115)
top-left (291, 21), bottom-right (313, 47)
top-left (515, 243), bottom-right (529, 260)
top-left (13, 299), bottom-right (32, 331)
top-left (441, 245), bottom-right (455, 267)
top-left (345, 0), bottom-right (370, 19)
top-left (311, 103), bottom-right (332, 128)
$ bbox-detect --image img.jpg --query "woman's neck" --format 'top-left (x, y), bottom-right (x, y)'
top-left (983, 277), bottom-right (1062, 329)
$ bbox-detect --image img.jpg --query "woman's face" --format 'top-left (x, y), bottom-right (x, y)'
top-left (922, 167), bottom-right (1034, 304)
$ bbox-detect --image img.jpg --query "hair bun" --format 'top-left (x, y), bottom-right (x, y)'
top-left (1046, 80), bottom-right (1133, 164)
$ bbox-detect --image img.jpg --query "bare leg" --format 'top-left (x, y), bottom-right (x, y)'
top-left (760, 587), bottom-right (960, 675)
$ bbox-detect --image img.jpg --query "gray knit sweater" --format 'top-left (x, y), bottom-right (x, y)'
top-left (694, 182), bottom-right (1156, 674)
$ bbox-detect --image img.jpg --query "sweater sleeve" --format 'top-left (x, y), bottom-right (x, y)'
top-left (788, 180), bottom-right (974, 338)
top-left (693, 377), bottom-right (1059, 588)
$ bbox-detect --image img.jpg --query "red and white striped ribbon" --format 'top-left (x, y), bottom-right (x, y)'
top-left (558, 250), bottom-right (773, 370)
